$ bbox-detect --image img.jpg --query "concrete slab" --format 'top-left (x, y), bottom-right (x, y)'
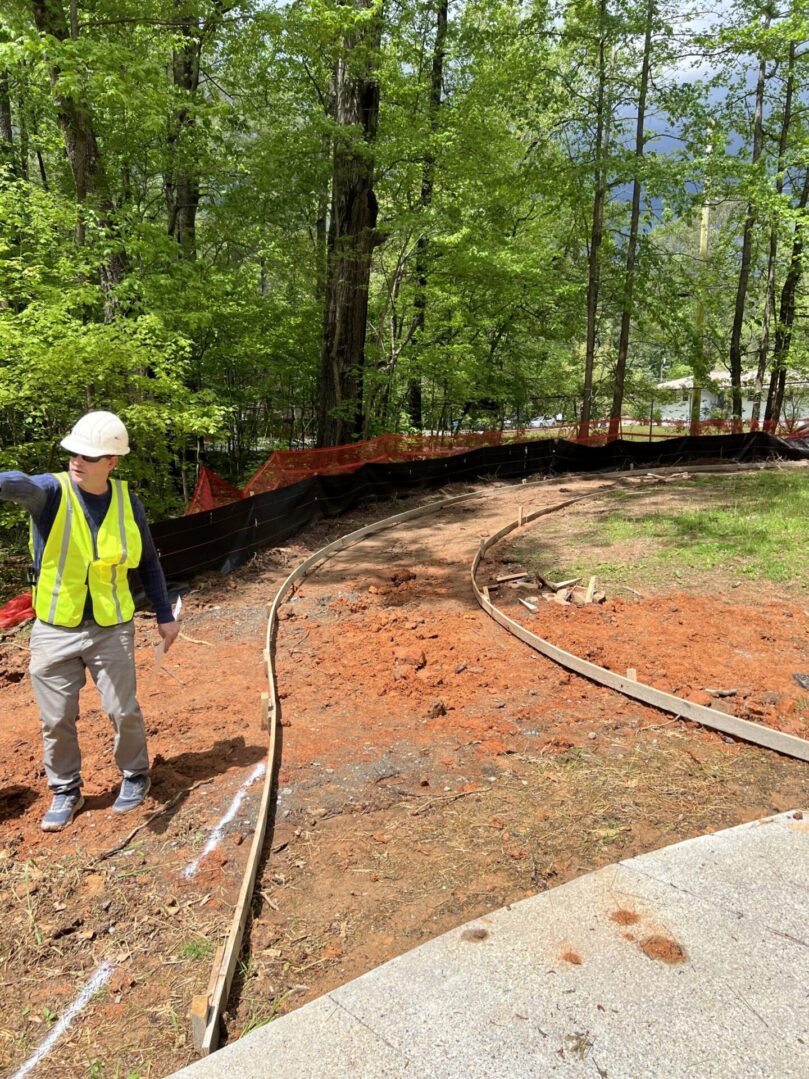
top-left (171, 811), bottom-right (809, 1079)
top-left (616, 812), bottom-right (809, 939)
top-left (181, 993), bottom-right (412, 1077)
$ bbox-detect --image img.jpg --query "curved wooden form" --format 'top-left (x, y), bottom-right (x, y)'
top-left (471, 496), bottom-right (809, 764)
top-left (193, 461), bottom-right (805, 1054)
top-left (193, 492), bottom-right (479, 1054)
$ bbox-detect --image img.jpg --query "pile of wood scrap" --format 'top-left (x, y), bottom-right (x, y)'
top-left (616, 470), bottom-right (692, 488)
top-left (489, 570), bottom-right (607, 612)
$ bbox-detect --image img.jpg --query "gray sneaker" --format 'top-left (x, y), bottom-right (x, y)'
top-left (41, 789), bottom-right (85, 832)
top-left (112, 774), bottom-right (151, 814)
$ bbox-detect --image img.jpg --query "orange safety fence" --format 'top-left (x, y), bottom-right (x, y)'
top-left (186, 467), bottom-right (246, 516)
top-left (186, 418), bottom-right (807, 514)
top-left (240, 430), bottom-right (513, 497)
top-left (0, 592), bottom-right (35, 629)
top-left (1, 419), bottom-right (802, 633)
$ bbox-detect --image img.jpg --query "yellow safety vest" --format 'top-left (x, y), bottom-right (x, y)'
top-left (31, 473), bottom-right (143, 627)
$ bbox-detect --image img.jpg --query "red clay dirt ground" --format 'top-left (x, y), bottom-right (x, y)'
top-left (1, 468), bottom-right (808, 1078)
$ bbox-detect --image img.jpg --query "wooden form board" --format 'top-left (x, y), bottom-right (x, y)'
top-left (193, 460), bottom-right (799, 1054)
top-left (470, 494), bottom-right (809, 765)
top-left (194, 491), bottom-right (481, 1055)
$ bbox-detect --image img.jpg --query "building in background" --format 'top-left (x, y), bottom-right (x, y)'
top-left (656, 369), bottom-right (809, 425)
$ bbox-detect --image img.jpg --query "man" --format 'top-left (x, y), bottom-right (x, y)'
top-left (0, 411), bottom-right (180, 831)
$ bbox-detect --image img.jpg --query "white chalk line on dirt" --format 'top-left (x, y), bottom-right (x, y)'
top-left (10, 960), bottom-right (114, 1079)
top-left (12, 764), bottom-right (266, 1072)
top-left (182, 762), bottom-right (267, 879)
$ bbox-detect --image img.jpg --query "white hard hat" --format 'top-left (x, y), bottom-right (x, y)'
top-left (60, 411), bottom-right (130, 457)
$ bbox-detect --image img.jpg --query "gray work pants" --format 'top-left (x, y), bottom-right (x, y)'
top-left (29, 618), bottom-right (149, 793)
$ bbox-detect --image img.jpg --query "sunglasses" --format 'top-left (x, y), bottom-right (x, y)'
top-left (69, 452), bottom-right (111, 464)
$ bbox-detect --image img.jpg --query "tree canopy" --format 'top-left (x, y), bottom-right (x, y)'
top-left (1, 0), bottom-right (807, 517)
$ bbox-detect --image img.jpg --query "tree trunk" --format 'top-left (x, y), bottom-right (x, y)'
top-left (30, 0), bottom-right (126, 316)
top-left (764, 166), bottom-right (809, 429)
top-left (408, 0), bottom-right (448, 430)
top-left (752, 230), bottom-right (777, 430)
top-left (18, 90), bottom-right (30, 181)
top-left (166, 10), bottom-right (203, 258)
top-left (751, 41), bottom-right (794, 429)
top-left (690, 191), bottom-right (711, 434)
top-left (0, 68), bottom-right (15, 177)
top-left (0, 66), bottom-right (16, 312)
top-left (728, 18), bottom-right (768, 427)
top-left (608, 0), bottom-right (653, 439)
top-left (31, 2), bottom-right (104, 210)
top-left (317, 0), bottom-right (383, 447)
top-left (315, 120), bottom-right (333, 303)
top-left (579, 0), bottom-right (610, 439)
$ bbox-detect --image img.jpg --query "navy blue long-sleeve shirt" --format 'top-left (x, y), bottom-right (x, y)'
top-left (0, 471), bottom-right (174, 624)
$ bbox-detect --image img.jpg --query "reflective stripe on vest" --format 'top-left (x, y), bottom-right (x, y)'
top-left (31, 474), bottom-right (143, 627)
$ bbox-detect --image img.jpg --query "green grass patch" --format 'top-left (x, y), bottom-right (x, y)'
top-left (239, 989), bottom-right (297, 1038)
top-left (518, 471), bottom-right (808, 590)
top-left (178, 939), bottom-right (214, 961)
top-left (604, 473), bottom-right (808, 583)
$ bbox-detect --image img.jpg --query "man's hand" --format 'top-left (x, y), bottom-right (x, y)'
top-left (158, 620), bottom-right (181, 654)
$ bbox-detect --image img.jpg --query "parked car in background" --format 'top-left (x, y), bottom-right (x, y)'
top-left (527, 414), bottom-right (563, 429)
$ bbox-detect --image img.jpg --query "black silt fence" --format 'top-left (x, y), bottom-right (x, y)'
top-left (150, 432), bottom-right (808, 585)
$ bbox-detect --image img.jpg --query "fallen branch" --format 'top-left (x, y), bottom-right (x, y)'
top-left (637, 717), bottom-right (681, 731)
top-left (94, 779), bottom-right (213, 862)
top-left (409, 786), bottom-right (491, 816)
top-left (158, 664), bottom-right (186, 685)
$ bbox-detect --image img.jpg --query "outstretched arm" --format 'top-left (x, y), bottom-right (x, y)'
top-left (0, 472), bottom-right (57, 518)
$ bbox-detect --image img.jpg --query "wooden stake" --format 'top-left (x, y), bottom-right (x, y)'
top-left (585, 575), bottom-right (597, 603)
top-left (518, 504), bottom-right (524, 527)
top-left (191, 945), bottom-right (224, 1050)
top-left (190, 996), bottom-right (210, 1051)
top-left (258, 691), bottom-right (270, 730)
top-left (550, 576), bottom-right (581, 591)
